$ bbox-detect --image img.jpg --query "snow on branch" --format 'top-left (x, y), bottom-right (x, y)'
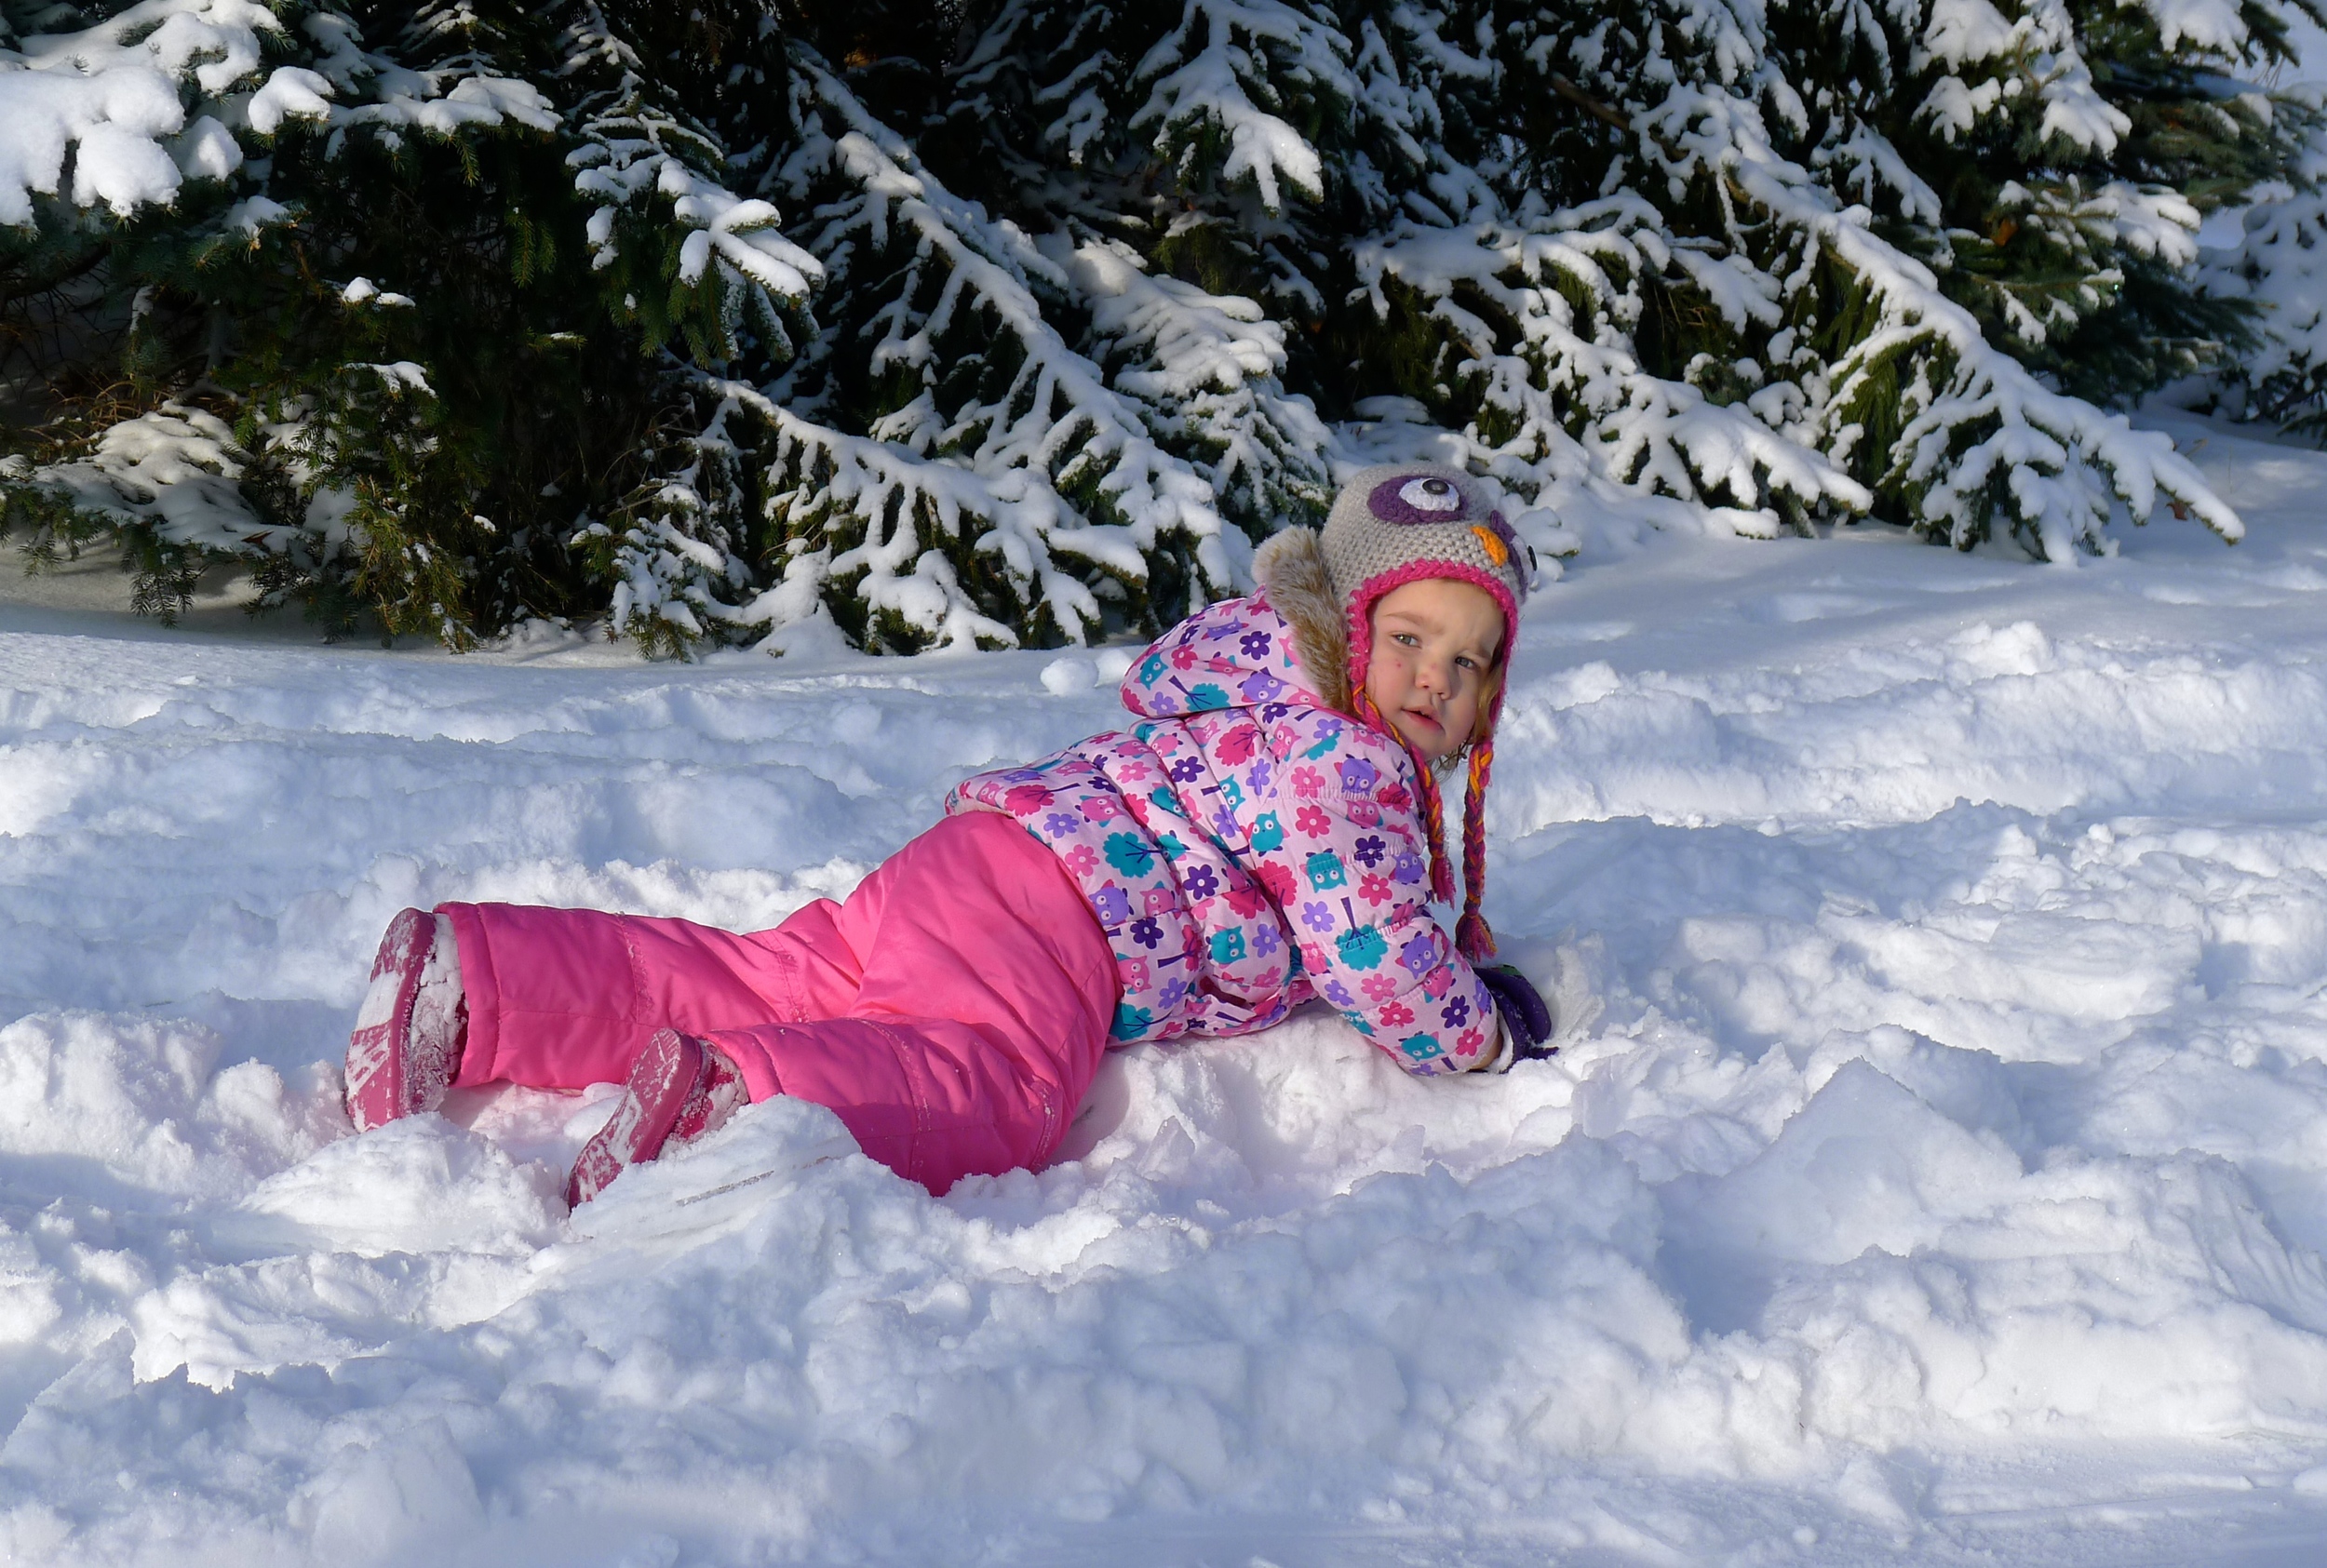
top-left (563, 0), bottom-right (820, 354)
top-left (743, 381), bottom-right (1079, 654)
top-left (1353, 207), bottom-right (1872, 533)
top-left (19, 403), bottom-right (276, 550)
top-left (1642, 81), bottom-right (2236, 556)
top-left (1130, 0), bottom-right (1356, 211)
top-left (1058, 236), bottom-right (1336, 533)
top-left (744, 57), bottom-right (1250, 649)
top-left (2199, 116), bottom-right (2327, 437)
top-left (1913, 0), bottom-right (2130, 155)
top-left (0, 0), bottom-right (579, 231)
top-left (0, 0), bottom-right (305, 222)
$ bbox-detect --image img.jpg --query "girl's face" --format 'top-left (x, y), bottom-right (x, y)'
top-left (1364, 578), bottom-right (1504, 764)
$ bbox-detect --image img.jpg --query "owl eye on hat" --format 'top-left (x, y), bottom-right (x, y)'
top-left (1319, 462), bottom-right (1540, 964)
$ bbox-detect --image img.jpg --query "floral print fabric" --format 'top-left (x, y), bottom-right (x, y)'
top-left (946, 596), bottom-right (1497, 1075)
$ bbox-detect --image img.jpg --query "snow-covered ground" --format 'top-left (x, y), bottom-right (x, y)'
top-left (4, 411), bottom-right (2327, 1565)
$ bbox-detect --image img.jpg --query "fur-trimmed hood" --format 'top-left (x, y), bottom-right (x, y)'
top-left (1251, 526), bottom-right (1351, 713)
top-left (1110, 529), bottom-right (1352, 725)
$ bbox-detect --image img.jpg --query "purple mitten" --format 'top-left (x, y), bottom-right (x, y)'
top-left (1477, 964), bottom-right (1554, 1059)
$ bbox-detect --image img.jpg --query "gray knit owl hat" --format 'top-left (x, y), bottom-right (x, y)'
top-left (1322, 463), bottom-right (1535, 961)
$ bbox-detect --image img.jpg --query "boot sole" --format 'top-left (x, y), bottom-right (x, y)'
top-left (567, 1029), bottom-right (706, 1208)
top-left (344, 908), bottom-right (435, 1132)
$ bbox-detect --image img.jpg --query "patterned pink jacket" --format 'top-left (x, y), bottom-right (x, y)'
top-left (946, 531), bottom-right (1498, 1075)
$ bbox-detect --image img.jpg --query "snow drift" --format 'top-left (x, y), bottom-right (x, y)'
top-left (2, 413), bottom-right (2327, 1562)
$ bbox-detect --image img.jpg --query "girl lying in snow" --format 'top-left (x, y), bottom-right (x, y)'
top-left (341, 466), bottom-right (1556, 1204)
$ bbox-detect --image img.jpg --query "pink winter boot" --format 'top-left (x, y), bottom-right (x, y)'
top-left (566, 1029), bottom-right (746, 1207)
top-left (344, 907), bottom-right (467, 1132)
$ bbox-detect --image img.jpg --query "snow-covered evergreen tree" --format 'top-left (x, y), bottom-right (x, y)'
top-left (3, 0), bottom-right (2316, 655)
top-left (1, 0), bottom-right (818, 648)
top-left (2199, 85), bottom-right (2327, 439)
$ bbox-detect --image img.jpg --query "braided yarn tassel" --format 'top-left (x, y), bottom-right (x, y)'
top-left (1454, 734), bottom-right (1498, 962)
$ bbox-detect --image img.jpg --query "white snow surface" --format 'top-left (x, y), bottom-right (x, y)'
top-left (7, 412), bottom-right (2327, 1563)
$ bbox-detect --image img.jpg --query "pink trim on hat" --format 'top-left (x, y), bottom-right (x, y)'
top-left (1343, 558), bottom-right (1523, 949)
top-left (1342, 560), bottom-right (1523, 705)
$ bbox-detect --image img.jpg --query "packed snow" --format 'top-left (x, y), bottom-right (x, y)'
top-left (4, 411), bottom-right (2327, 1564)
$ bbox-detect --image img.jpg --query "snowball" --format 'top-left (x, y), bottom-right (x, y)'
top-left (1040, 655), bottom-right (1096, 694)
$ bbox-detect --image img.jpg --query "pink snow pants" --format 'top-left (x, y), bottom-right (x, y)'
top-left (436, 811), bottom-right (1119, 1193)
